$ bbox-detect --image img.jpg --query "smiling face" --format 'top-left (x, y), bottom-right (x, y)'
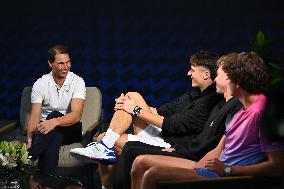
top-left (215, 66), bottom-right (229, 94)
top-left (187, 65), bottom-right (210, 89)
top-left (48, 53), bottom-right (71, 80)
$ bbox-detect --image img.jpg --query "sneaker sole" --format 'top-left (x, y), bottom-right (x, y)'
top-left (70, 151), bottom-right (100, 164)
top-left (92, 157), bottom-right (117, 165)
top-left (70, 151), bottom-right (117, 165)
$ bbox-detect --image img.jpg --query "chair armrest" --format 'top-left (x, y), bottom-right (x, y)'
top-left (84, 110), bottom-right (104, 144)
top-left (157, 176), bottom-right (282, 189)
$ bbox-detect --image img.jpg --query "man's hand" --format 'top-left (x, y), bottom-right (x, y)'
top-left (26, 142), bottom-right (32, 149)
top-left (114, 93), bottom-right (125, 111)
top-left (204, 158), bottom-right (226, 176)
top-left (162, 148), bottom-right (176, 152)
top-left (121, 98), bottom-right (136, 114)
top-left (37, 119), bottom-right (58, 134)
top-left (115, 94), bottom-right (137, 114)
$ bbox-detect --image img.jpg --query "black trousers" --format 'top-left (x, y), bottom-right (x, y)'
top-left (28, 111), bottom-right (82, 175)
top-left (113, 141), bottom-right (185, 189)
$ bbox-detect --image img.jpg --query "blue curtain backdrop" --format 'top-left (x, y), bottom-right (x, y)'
top-left (0, 0), bottom-right (283, 122)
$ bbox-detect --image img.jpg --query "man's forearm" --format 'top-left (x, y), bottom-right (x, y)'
top-left (231, 161), bottom-right (283, 178)
top-left (149, 107), bottom-right (158, 114)
top-left (27, 119), bottom-right (39, 139)
top-left (53, 111), bottom-right (82, 127)
top-left (137, 109), bottom-right (164, 128)
top-left (231, 152), bottom-right (284, 178)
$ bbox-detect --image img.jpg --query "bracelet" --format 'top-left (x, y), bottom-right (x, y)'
top-left (133, 106), bottom-right (142, 117)
top-left (27, 137), bottom-right (32, 143)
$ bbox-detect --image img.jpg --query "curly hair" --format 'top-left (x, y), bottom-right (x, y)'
top-left (220, 52), bottom-right (270, 94)
top-left (189, 51), bottom-right (219, 80)
top-left (48, 44), bottom-right (69, 62)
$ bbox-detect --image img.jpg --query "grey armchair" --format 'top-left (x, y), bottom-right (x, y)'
top-left (19, 86), bottom-right (103, 186)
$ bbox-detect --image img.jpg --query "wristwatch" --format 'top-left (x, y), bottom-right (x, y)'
top-left (133, 106), bottom-right (142, 117)
top-left (224, 166), bottom-right (232, 176)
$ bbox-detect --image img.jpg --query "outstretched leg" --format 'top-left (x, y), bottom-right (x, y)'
top-left (131, 155), bottom-right (196, 189)
top-left (142, 166), bottom-right (204, 189)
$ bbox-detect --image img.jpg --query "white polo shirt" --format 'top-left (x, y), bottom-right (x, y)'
top-left (31, 71), bottom-right (86, 121)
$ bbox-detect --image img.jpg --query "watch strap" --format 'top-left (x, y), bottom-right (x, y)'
top-left (133, 106), bottom-right (142, 116)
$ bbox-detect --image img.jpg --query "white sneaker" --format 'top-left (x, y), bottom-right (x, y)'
top-left (70, 140), bottom-right (116, 164)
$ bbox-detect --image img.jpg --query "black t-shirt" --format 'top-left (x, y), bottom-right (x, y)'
top-left (173, 97), bottom-right (242, 161)
top-left (157, 83), bottom-right (223, 146)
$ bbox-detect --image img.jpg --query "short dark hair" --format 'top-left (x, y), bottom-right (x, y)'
top-left (221, 52), bottom-right (270, 94)
top-left (217, 53), bottom-right (236, 67)
top-left (189, 51), bottom-right (219, 80)
top-left (48, 45), bottom-right (69, 62)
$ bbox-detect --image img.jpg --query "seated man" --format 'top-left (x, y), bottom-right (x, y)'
top-left (27, 45), bottom-right (86, 175)
top-left (112, 52), bottom-right (242, 189)
top-left (71, 51), bottom-right (223, 165)
top-left (131, 52), bottom-right (284, 189)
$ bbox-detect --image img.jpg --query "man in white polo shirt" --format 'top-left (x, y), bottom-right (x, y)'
top-left (27, 44), bottom-right (86, 175)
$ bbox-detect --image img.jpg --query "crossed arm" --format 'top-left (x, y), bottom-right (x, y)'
top-left (114, 93), bottom-right (164, 127)
top-left (26, 98), bottom-right (84, 145)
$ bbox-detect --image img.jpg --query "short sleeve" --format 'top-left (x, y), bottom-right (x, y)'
top-left (72, 76), bottom-right (86, 100)
top-left (31, 79), bottom-right (44, 103)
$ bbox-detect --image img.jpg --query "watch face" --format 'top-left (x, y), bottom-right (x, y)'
top-left (224, 166), bottom-right (231, 176)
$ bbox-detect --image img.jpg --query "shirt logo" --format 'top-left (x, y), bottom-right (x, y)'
top-left (210, 121), bottom-right (214, 127)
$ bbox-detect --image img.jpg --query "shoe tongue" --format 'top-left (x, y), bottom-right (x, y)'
top-left (90, 143), bottom-right (103, 153)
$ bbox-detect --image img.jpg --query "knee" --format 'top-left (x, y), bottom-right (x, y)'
top-left (49, 132), bottom-right (63, 147)
top-left (131, 155), bottom-right (148, 177)
top-left (143, 167), bottom-right (160, 184)
top-left (125, 92), bottom-right (142, 99)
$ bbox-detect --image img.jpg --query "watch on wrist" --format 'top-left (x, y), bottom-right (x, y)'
top-left (27, 137), bottom-right (32, 143)
top-left (133, 106), bottom-right (142, 117)
top-left (224, 166), bottom-right (232, 176)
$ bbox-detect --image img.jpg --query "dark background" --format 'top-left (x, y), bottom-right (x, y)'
top-left (0, 0), bottom-right (283, 122)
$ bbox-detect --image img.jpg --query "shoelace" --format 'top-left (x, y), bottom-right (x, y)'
top-left (86, 142), bottom-right (103, 153)
top-left (87, 142), bottom-right (97, 147)
top-left (87, 141), bottom-right (113, 154)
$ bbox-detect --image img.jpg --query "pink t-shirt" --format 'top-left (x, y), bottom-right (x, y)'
top-left (220, 94), bottom-right (284, 166)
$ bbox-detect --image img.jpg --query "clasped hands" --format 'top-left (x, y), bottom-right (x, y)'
top-left (114, 93), bottom-right (137, 114)
top-left (194, 158), bottom-right (226, 176)
top-left (35, 119), bottom-right (57, 135)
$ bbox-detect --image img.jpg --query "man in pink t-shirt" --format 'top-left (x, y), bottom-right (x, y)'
top-left (194, 53), bottom-right (284, 178)
top-left (220, 94), bottom-right (269, 166)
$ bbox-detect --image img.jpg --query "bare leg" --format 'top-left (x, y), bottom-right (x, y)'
top-left (108, 92), bottom-right (153, 135)
top-left (99, 163), bottom-right (117, 189)
top-left (99, 92), bottom-right (157, 188)
top-left (108, 110), bottom-right (133, 135)
top-left (142, 166), bottom-right (205, 189)
top-left (98, 133), bottom-right (128, 188)
top-left (125, 92), bottom-right (154, 134)
top-left (97, 132), bottom-right (105, 141)
top-left (131, 155), bottom-right (196, 189)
